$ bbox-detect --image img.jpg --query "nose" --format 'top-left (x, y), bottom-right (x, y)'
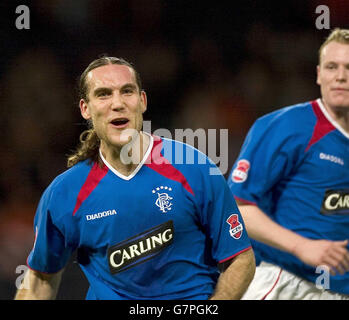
top-left (336, 66), bottom-right (348, 82)
top-left (111, 92), bottom-right (125, 111)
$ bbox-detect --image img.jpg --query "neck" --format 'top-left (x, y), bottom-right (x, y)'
top-left (322, 99), bottom-right (349, 134)
top-left (100, 131), bottom-right (150, 176)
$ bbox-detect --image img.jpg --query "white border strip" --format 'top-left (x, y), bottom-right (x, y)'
top-left (317, 98), bottom-right (349, 139)
top-left (99, 132), bottom-right (154, 181)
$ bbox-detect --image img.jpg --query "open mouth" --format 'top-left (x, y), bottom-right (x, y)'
top-left (110, 118), bottom-right (129, 128)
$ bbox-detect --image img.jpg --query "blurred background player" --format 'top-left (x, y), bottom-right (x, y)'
top-left (228, 28), bottom-right (349, 299)
top-left (15, 56), bottom-right (255, 300)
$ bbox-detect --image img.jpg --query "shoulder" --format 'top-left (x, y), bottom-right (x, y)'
top-left (255, 101), bottom-right (316, 132)
top-left (161, 136), bottom-right (208, 160)
top-left (40, 160), bottom-right (93, 210)
top-left (160, 136), bottom-right (215, 168)
top-left (159, 136), bottom-right (225, 186)
top-left (236, 101), bottom-right (320, 159)
top-left (49, 160), bottom-right (93, 192)
top-left (245, 101), bottom-right (318, 148)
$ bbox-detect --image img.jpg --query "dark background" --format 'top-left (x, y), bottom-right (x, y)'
top-left (0, 0), bottom-right (348, 299)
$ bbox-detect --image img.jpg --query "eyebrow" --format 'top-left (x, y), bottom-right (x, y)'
top-left (93, 87), bottom-right (112, 96)
top-left (92, 83), bottom-right (138, 96)
top-left (120, 83), bottom-right (138, 91)
top-left (323, 60), bottom-right (349, 67)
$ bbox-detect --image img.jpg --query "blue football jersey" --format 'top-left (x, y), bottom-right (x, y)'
top-left (228, 99), bottom-right (349, 295)
top-left (27, 134), bottom-right (251, 300)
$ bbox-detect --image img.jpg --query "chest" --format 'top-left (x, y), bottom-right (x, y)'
top-left (75, 170), bottom-right (198, 249)
top-left (295, 133), bottom-right (349, 187)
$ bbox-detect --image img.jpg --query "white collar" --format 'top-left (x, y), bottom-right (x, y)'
top-left (99, 132), bottom-right (154, 180)
top-left (317, 98), bottom-right (349, 139)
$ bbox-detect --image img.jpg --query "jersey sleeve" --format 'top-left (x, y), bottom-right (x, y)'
top-left (198, 161), bottom-right (252, 264)
top-left (27, 184), bottom-right (75, 273)
top-left (227, 109), bottom-right (305, 214)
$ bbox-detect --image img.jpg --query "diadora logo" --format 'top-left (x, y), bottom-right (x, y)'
top-left (108, 220), bottom-right (174, 274)
top-left (86, 209), bottom-right (117, 221)
top-left (152, 186), bottom-right (173, 213)
top-left (319, 152), bottom-right (344, 166)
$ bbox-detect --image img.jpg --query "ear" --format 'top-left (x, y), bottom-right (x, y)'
top-left (140, 90), bottom-right (147, 113)
top-left (316, 65), bottom-right (321, 86)
top-left (80, 99), bottom-right (91, 120)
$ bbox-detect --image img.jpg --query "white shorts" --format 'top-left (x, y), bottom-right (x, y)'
top-left (242, 262), bottom-right (349, 300)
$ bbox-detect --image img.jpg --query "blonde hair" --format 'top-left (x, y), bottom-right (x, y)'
top-left (67, 56), bottom-right (142, 168)
top-left (318, 28), bottom-right (349, 63)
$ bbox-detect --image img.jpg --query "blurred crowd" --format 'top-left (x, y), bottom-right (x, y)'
top-left (0, 0), bottom-right (348, 299)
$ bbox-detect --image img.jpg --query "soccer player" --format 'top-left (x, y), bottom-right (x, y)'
top-left (15, 56), bottom-right (255, 300)
top-left (228, 28), bottom-right (349, 299)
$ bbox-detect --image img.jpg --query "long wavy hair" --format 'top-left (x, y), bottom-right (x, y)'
top-left (67, 56), bottom-right (142, 168)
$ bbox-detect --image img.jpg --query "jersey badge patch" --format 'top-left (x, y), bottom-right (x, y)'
top-left (226, 214), bottom-right (243, 239)
top-left (152, 186), bottom-right (173, 213)
top-left (231, 159), bottom-right (250, 183)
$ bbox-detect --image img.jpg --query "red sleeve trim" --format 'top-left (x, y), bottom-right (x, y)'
top-left (219, 245), bottom-right (252, 264)
top-left (234, 196), bottom-right (257, 206)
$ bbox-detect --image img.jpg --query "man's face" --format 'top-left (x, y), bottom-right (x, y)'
top-left (80, 64), bottom-right (147, 149)
top-left (317, 41), bottom-right (349, 110)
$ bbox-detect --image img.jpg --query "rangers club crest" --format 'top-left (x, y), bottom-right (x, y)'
top-left (232, 159), bottom-right (250, 183)
top-left (226, 214), bottom-right (243, 239)
top-left (152, 186), bottom-right (173, 213)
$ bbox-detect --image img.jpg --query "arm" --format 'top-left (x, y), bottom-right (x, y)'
top-left (238, 202), bottom-right (349, 275)
top-left (210, 248), bottom-right (255, 300)
top-left (14, 268), bottom-right (63, 300)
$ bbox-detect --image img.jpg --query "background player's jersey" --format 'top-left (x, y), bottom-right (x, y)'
top-left (27, 134), bottom-right (251, 300)
top-left (228, 99), bottom-right (349, 295)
